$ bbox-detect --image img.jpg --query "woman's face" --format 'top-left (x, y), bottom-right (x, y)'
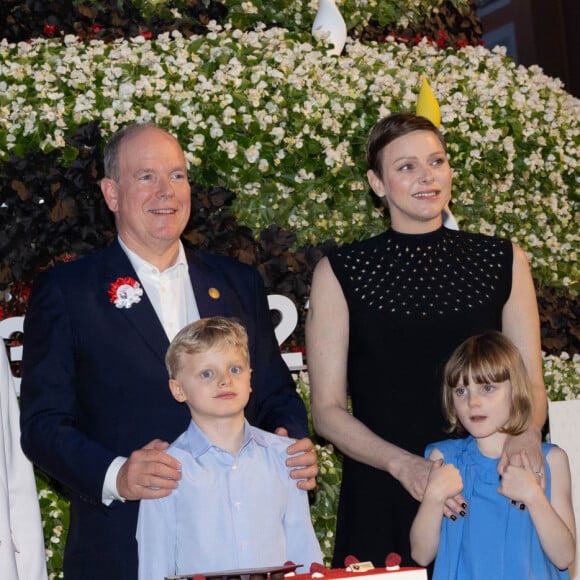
top-left (367, 130), bottom-right (452, 234)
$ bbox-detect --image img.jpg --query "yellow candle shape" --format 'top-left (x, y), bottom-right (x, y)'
top-left (416, 77), bottom-right (441, 128)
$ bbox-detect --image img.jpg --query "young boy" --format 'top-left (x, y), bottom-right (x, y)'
top-left (136, 317), bottom-right (322, 579)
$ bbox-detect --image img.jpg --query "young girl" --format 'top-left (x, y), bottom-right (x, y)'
top-left (410, 330), bottom-right (575, 579)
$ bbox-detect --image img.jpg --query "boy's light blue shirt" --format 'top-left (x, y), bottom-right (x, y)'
top-left (136, 419), bottom-right (322, 580)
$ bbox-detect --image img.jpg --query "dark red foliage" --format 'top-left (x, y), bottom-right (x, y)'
top-left (354, 1), bottom-right (484, 49)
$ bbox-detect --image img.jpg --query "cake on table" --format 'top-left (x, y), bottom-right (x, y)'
top-left (164, 554), bottom-right (427, 580)
top-left (292, 554), bottom-right (427, 580)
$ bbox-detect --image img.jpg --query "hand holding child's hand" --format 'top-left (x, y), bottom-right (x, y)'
top-left (498, 450), bottom-right (544, 507)
top-left (499, 426), bottom-right (544, 490)
top-left (424, 459), bottom-right (466, 521)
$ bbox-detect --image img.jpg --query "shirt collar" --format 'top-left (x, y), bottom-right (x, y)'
top-left (185, 419), bottom-right (269, 458)
top-left (117, 236), bottom-right (188, 274)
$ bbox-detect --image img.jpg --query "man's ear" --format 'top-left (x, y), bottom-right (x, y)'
top-left (169, 379), bottom-right (187, 403)
top-left (101, 177), bottom-right (119, 213)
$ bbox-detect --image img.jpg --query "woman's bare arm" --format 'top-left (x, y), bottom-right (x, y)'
top-left (499, 244), bottom-right (548, 476)
top-left (306, 257), bottom-right (432, 500)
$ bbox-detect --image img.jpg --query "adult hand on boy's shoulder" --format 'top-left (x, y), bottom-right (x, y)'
top-left (117, 439), bottom-right (182, 500)
top-left (275, 428), bottom-right (319, 491)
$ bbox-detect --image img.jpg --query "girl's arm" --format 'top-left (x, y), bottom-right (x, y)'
top-left (410, 449), bottom-right (463, 566)
top-left (499, 448), bottom-right (576, 570)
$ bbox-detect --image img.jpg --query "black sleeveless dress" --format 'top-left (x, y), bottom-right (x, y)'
top-left (326, 227), bottom-right (513, 567)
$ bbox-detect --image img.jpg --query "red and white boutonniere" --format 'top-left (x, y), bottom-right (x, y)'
top-left (108, 277), bottom-right (143, 309)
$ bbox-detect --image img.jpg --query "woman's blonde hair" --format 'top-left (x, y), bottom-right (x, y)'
top-left (165, 316), bottom-right (249, 380)
top-left (442, 330), bottom-right (533, 435)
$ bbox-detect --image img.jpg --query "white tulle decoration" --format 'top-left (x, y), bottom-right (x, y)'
top-left (311, 0), bottom-right (347, 56)
top-left (442, 204), bottom-right (459, 230)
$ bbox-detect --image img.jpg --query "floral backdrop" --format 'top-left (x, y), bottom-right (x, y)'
top-left (0, 0), bottom-right (578, 576)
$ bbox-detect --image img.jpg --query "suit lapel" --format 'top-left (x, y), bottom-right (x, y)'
top-left (102, 240), bottom-right (169, 363)
top-left (185, 247), bottom-right (234, 319)
top-left (101, 243), bottom-right (234, 360)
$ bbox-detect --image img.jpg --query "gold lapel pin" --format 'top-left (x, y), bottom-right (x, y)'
top-left (208, 287), bottom-right (220, 300)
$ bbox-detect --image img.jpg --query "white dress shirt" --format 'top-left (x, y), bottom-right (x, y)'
top-left (103, 238), bottom-right (199, 503)
top-left (119, 237), bottom-right (199, 340)
top-left (136, 420), bottom-right (323, 579)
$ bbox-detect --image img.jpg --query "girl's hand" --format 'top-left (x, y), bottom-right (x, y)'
top-left (498, 450), bottom-right (544, 507)
top-left (426, 459), bottom-right (465, 519)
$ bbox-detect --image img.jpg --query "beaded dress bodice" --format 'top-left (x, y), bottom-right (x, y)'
top-left (332, 226), bottom-right (509, 318)
top-left (328, 226), bottom-right (513, 451)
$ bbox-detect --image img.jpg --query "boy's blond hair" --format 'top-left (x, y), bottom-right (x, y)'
top-left (442, 330), bottom-right (533, 435)
top-left (165, 317), bottom-right (249, 380)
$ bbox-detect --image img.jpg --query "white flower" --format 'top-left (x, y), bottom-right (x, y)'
top-left (244, 144), bottom-right (260, 163)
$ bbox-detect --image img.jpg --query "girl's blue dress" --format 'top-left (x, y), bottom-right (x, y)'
top-left (427, 437), bottom-right (569, 579)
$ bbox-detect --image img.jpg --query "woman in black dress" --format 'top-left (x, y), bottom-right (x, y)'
top-left (305, 113), bottom-right (547, 567)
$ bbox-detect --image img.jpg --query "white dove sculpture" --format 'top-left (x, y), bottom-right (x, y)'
top-left (311, 0), bottom-right (347, 56)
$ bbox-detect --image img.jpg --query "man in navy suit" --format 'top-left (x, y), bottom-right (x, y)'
top-left (20, 124), bottom-right (317, 579)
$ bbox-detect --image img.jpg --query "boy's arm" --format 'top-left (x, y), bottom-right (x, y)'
top-left (410, 451), bottom-right (463, 567)
top-left (499, 448), bottom-right (575, 570)
top-left (136, 496), bottom-right (176, 580)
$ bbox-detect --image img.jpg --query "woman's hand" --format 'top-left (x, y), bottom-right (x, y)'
top-left (498, 426), bottom-right (545, 490)
top-left (498, 450), bottom-right (544, 506)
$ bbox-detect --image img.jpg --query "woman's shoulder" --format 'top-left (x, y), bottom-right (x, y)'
top-left (324, 233), bottom-right (391, 286)
top-left (331, 232), bottom-right (389, 254)
top-left (446, 228), bottom-right (511, 250)
top-left (445, 229), bottom-right (514, 273)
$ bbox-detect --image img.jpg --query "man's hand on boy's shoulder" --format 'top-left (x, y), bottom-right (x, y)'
top-left (117, 439), bottom-right (183, 500)
top-left (275, 429), bottom-right (319, 491)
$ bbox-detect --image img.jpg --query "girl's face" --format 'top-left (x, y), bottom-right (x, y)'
top-left (367, 130), bottom-right (452, 234)
top-left (452, 377), bottom-right (512, 454)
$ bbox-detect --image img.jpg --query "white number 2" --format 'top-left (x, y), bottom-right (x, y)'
top-left (267, 294), bottom-right (304, 371)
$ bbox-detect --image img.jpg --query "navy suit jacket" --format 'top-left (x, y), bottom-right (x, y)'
top-left (20, 240), bottom-right (308, 579)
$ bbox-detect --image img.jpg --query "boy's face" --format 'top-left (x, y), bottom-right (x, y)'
top-left (169, 344), bottom-right (251, 425)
